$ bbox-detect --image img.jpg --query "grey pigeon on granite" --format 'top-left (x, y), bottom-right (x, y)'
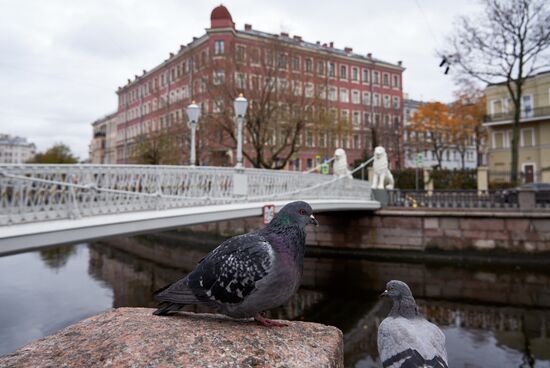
top-left (378, 280), bottom-right (448, 368)
top-left (153, 201), bottom-right (318, 327)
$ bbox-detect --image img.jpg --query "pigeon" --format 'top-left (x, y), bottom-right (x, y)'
top-left (377, 280), bottom-right (448, 368)
top-left (152, 200), bottom-right (318, 327)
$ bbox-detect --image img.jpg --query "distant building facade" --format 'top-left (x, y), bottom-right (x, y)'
top-left (484, 70), bottom-right (550, 183)
top-left (90, 112), bottom-right (117, 164)
top-left (0, 134), bottom-right (36, 164)
top-left (101, 5), bottom-right (404, 169)
top-left (403, 97), bottom-right (478, 170)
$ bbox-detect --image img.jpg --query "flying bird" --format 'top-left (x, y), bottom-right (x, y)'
top-left (153, 200), bottom-right (318, 327)
top-left (378, 280), bottom-right (448, 368)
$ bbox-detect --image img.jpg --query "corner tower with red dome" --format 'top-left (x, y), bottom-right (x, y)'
top-left (210, 4), bottom-right (235, 29)
top-left (112, 5), bottom-right (405, 169)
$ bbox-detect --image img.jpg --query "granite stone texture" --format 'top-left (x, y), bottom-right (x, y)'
top-left (0, 308), bottom-right (343, 368)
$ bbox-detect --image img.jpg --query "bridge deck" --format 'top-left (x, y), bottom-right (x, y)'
top-left (0, 199), bottom-right (379, 256)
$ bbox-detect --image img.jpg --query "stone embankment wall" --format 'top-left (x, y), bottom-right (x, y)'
top-left (0, 308), bottom-right (343, 368)
top-left (184, 209), bottom-right (550, 253)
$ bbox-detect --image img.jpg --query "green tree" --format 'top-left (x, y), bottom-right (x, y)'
top-left (28, 143), bottom-right (79, 163)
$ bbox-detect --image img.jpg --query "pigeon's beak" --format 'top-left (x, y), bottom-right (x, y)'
top-left (309, 214), bottom-right (319, 226)
top-left (380, 290), bottom-right (389, 297)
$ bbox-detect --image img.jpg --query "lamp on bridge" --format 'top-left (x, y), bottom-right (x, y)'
top-left (233, 94), bottom-right (248, 169)
top-left (186, 101), bottom-right (201, 166)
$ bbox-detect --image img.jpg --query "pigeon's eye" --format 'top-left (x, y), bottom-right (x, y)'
top-left (299, 208), bottom-right (306, 215)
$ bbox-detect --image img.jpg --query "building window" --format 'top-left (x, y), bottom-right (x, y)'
top-left (250, 48), bottom-right (260, 64)
top-left (236, 45), bottom-right (245, 62)
top-left (373, 71), bottom-right (380, 85)
top-left (383, 73), bottom-right (389, 86)
top-left (383, 95), bottom-right (390, 108)
top-left (352, 90), bottom-right (360, 104)
top-left (363, 92), bottom-right (371, 105)
top-left (214, 40), bottom-right (224, 55)
top-left (305, 83), bottom-right (314, 98)
top-left (364, 112), bottom-right (371, 125)
top-left (340, 65), bottom-right (348, 79)
top-left (392, 75), bottom-right (399, 88)
top-left (292, 56), bottom-right (300, 71)
top-left (492, 132), bottom-right (504, 149)
top-left (329, 87), bottom-right (337, 101)
top-left (393, 96), bottom-right (400, 109)
top-left (317, 61), bottom-right (325, 75)
top-left (328, 63), bottom-right (335, 77)
top-left (265, 51), bottom-right (274, 66)
top-left (306, 131), bottom-right (314, 147)
top-left (373, 93), bottom-right (380, 106)
top-left (352, 111), bottom-right (361, 127)
top-left (213, 71), bottom-right (225, 85)
top-left (521, 128), bottom-right (535, 147)
top-left (213, 97), bottom-right (224, 113)
top-left (362, 69), bottom-right (369, 83)
top-left (305, 58), bottom-right (313, 73)
top-left (235, 73), bottom-right (246, 89)
top-left (353, 134), bottom-right (360, 149)
top-left (277, 53), bottom-right (288, 69)
top-left (352, 67), bottom-right (359, 81)
top-left (339, 88), bottom-right (349, 103)
top-left (293, 81), bottom-right (302, 96)
top-left (341, 109), bottom-right (349, 122)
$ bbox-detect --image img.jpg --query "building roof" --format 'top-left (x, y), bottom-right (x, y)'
top-left (0, 134), bottom-right (35, 147)
top-left (118, 5), bottom-right (404, 91)
top-left (91, 111), bottom-right (118, 126)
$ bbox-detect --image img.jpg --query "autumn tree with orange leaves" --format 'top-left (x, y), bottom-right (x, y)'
top-left (407, 102), bottom-right (453, 168)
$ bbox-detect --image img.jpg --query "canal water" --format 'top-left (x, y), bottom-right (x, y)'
top-left (1, 232), bottom-right (549, 367)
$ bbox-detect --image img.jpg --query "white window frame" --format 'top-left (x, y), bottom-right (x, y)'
top-left (362, 68), bottom-right (369, 84)
top-left (339, 88), bottom-right (349, 103)
top-left (363, 92), bottom-right (371, 106)
top-left (351, 90), bottom-right (360, 104)
top-left (214, 40), bottom-right (225, 55)
top-left (520, 127), bottom-right (535, 147)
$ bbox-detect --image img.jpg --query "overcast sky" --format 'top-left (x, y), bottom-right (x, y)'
top-left (0, 0), bottom-right (483, 160)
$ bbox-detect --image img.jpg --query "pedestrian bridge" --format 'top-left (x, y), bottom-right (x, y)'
top-left (0, 163), bottom-right (378, 255)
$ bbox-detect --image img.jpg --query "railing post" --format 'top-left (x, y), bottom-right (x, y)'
top-left (232, 168), bottom-right (248, 197)
top-left (67, 174), bottom-right (81, 219)
top-left (477, 166), bottom-right (488, 195)
top-left (423, 168), bottom-right (433, 196)
top-left (519, 189), bottom-right (536, 211)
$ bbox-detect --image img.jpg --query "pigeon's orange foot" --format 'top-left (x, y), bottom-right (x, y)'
top-left (254, 313), bottom-right (287, 327)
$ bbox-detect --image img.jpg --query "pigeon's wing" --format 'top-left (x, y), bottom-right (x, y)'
top-left (187, 232), bottom-right (274, 305)
top-left (378, 317), bottom-right (448, 368)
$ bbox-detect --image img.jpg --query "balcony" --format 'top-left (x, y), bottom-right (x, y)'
top-left (484, 106), bottom-right (550, 124)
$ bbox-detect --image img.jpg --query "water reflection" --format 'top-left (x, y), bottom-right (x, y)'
top-left (1, 232), bottom-right (550, 368)
top-left (39, 244), bottom-right (76, 270)
top-left (91, 234), bottom-right (550, 368)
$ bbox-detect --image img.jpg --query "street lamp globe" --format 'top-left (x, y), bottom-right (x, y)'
top-left (234, 94), bottom-right (248, 118)
top-left (186, 101), bottom-right (201, 166)
top-left (186, 101), bottom-right (201, 123)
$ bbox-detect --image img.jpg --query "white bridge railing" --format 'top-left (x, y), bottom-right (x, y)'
top-left (0, 164), bottom-right (373, 226)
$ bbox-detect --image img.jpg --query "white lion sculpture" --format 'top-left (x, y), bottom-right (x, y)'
top-left (333, 148), bottom-right (351, 178)
top-left (372, 146), bottom-right (395, 189)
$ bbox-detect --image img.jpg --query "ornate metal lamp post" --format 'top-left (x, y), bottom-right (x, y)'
top-left (233, 94), bottom-right (248, 168)
top-left (186, 101), bottom-right (201, 166)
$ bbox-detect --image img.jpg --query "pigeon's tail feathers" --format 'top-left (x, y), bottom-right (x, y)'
top-left (152, 302), bottom-right (183, 316)
top-left (153, 277), bottom-right (204, 305)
